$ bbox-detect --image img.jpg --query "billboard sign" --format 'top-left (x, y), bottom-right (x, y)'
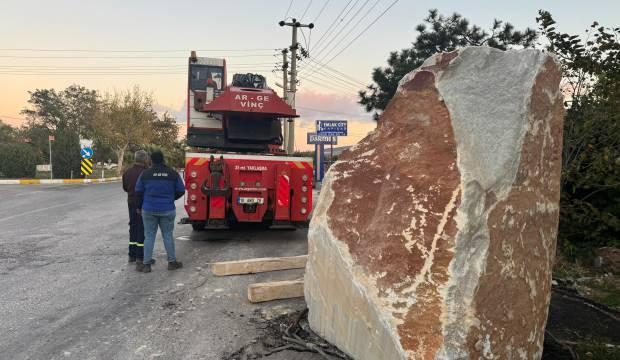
top-left (316, 120), bottom-right (347, 136)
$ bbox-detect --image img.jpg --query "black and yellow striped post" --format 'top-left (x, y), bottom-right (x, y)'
top-left (80, 158), bottom-right (93, 176)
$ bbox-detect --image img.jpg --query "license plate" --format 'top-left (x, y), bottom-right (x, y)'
top-left (238, 197), bottom-right (264, 205)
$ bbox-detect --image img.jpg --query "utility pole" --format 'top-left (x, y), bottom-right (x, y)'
top-left (281, 48), bottom-right (289, 151)
top-left (279, 18), bottom-right (314, 154)
top-left (48, 134), bottom-right (54, 180)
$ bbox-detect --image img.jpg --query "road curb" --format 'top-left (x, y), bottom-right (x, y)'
top-left (0, 177), bottom-right (122, 185)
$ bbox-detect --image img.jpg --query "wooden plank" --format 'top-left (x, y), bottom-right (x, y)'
top-left (247, 279), bottom-right (305, 303)
top-left (211, 255), bottom-right (307, 276)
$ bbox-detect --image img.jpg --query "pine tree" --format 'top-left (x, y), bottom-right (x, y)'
top-left (359, 9), bottom-right (537, 119)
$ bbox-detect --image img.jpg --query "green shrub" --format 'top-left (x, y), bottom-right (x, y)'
top-left (51, 128), bottom-right (81, 179)
top-left (0, 143), bottom-right (38, 178)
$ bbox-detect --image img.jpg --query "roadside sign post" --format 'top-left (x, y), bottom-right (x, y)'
top-left (316, 120), bottom-right (347, 170)
top-left (307, 133), bottom-right (337, 184)
top-left (80, 146), bottom-right (93, 160)
top-left (48, 135), bottom-right (55, 180)
top-left (80, 146), bottom-right (94, 177)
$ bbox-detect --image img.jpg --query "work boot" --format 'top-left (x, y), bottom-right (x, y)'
top-left (128, 256), bottom-right (136, 263)
top-left (168, 261), bottom-right (183, 271)
top-left (140, 264), bottom-right (152, 273)
top-left (136, 262), bottom-right (144, 272)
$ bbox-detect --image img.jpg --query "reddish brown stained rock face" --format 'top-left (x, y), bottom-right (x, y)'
top-left (305, 47), bottom-right (564, 360)
top-left (466, 57), bottom-right (564, 358)
top-left (327, 60), bottom-right (461, 358)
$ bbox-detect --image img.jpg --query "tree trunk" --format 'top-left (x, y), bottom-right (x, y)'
top-left (115, 146), bottom-right (126, 176)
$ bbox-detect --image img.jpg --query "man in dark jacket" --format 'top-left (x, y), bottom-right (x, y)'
top-left (135, 150), bottom-right (185, 273)
top-left (122, 150), bottom-right (148, 264)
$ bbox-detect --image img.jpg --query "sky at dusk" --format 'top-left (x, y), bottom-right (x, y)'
top-left (1, 0), bottom-right (618, 150)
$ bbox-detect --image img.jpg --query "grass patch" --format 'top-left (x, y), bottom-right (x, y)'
top-left (554, 257), bottom-right (620, 311)
top-left (575, 340), bottom-right (620, 360)
top-left (581, 278), bottom-right (620, 309)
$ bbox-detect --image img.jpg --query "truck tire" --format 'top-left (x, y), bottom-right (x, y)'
top-left (191, 222), bottom-right (206, 231)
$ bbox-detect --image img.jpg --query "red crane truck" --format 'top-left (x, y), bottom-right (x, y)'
top-left (183, 52), bottom-right (313, 230)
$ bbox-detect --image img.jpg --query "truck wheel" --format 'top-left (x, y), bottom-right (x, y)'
top-left (191, 222), bottom-right (206, 231)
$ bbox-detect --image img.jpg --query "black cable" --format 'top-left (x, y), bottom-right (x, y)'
top-left (312, 0), bottom-right (354, 50)
top-left (297, 65), bottom-right (360, 92)
top-left (308, 57), bottom-right (366, 86)
top-left (306, 0), bottom-right (400, 78)
top-left (0, 48), bottom-right (275, 52)
top-left (284, 0), bottom-right (295, 19)
top-left (297, 62), bottom-right (361, 90)
top-left (0, 54), bottom-right (275, 59)
top-left (311, 0), bottom-right (380, 64)
top-left (313, 0), bottom-right (360, 53)
top-left (299, 76), bottom-right (355, 94)
top-left (0, 63), bottom-right (274, 69)
top-left (297, 57), bottom-right (366, 88)
top-left (312, 0), bottom-right (331, 23)
top-left (300, 0), bottom-right (314, 21)
top-left (311, 0), bottom-right (370, 60)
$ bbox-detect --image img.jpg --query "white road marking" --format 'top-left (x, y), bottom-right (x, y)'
top-left (176, 236), bottom-right (191, 241)
top-left (0, 199), bottom-right (84, 223)
top-left (14, 190), bottom-right (44, 196)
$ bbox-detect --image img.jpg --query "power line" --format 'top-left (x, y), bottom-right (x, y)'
top-left (297, 57), bottom-right (366, 89)
top-left (305, 0), bottom-right (399, 79)
top-left (312, 0), bottom-right (331, 23)
top-left (284, 0), bottom-right (295, 19)
top-left (312, 0), bottom-right (354, 50)
top-left (0, 68), bottom-right (276, 76)
top-left (300, 76), bottom-right (356, 94)
top-left (311, 0), bottom-right (380, 64)
top-left (311, 0), bottom-right (370, 60)
top-left (0, 48), bottom-right (276, 52)
top-left (296, 106), bottom-right (372, 121)
top-left (300, 0), bottom-right (314, 21)
top-left (308, 57), bottom-right (366, 86)
top-left (297, 62), bottom-right (361, 91)
top-left (0, 54), bottom-right (276, 59)
top-left (0, 63), bottom-right (274, 70)
top-left (315, 0), bottom-right (361, 54)
top-left (299, 67), bottom-right (359, 92)
top-left (300, 28), bottom-right (310, 50)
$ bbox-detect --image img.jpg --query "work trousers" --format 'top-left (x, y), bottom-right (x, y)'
top-left (128, 205), bottom-right (144, 260)
top-left (142, 210), bottom-right (177, 265)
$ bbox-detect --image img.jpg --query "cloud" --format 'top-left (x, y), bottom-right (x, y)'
top-left (294, 89), bottom-right (373, 122)
top-left (153, 101), bottom-right (186, 124)
top-left (292, 89), bottom-right (376, 151)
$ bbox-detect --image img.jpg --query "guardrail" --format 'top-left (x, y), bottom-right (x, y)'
top-left (0, 177), bottom-right (121, 185)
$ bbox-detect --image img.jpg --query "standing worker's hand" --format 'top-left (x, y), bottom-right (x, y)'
top-left (136, 209), bottom-right (142, 215)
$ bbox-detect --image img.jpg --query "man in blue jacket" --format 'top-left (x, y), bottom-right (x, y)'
top-left (135, 150), bottom-right (185, 273)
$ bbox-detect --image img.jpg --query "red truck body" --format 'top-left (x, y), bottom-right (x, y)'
top-left (183, 53), bottom-right (312, 230)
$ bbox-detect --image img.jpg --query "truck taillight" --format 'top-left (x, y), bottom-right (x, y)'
top-left (190, 182), bottom-right (197, 190)
top-left (190, 194), bottom-right (197, 201)
top-left (302, 174), bottom-right (308, 182)
top-left (301, 207), bottom-right (307, 214)
top-left (190, 170), bottom-right (197, 178)
top-left (302, 185), bottom-right (308, 192)
top-left (189, 206), bottom-right (197, 213)
top-left (277, 175), bottom-right (290, 207)
top-left (301, 196), bottom-right (307, 204)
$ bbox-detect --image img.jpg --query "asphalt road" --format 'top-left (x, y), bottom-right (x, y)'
top-left (0, 183), bottom-right (310, 360)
